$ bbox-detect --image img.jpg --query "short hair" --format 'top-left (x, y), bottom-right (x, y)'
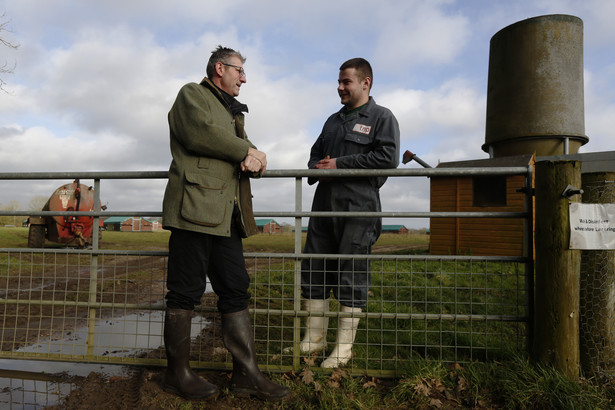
top-left (340, 58), bottom-right (373, 89)
top-left (206, 45), bottom-right (246, 79)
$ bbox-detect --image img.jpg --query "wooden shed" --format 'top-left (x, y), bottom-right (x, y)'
top-left (429, 155), bottom-right (533, 256)
top-left (429, 151), bottom-right (615, 256)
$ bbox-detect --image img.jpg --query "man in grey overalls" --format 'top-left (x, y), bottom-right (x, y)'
top-left (301, 58), bottom-right (400, 368)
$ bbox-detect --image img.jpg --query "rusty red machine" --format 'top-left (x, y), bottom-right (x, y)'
top-left (28, 179), bottom-right (103, 248)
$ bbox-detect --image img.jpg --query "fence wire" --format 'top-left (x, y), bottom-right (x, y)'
top-left (580, 176), bottom-right (615, 376)
top-left (0, 248), bottom-right (528, 377)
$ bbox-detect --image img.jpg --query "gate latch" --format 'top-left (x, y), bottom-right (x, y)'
top-left (561, 184), bottom-right (583, 198)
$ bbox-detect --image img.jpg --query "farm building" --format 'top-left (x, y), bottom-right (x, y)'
top-left (382, 225), bottom-right (409, 234)
top-left (103, 216), bottom-right (162, 232)
top-left (255, 219), bottom-right (282, 234)
top-left (429, 155), bottom-right (533, 256)
top-left (429, 151), bottom-right (615, 256)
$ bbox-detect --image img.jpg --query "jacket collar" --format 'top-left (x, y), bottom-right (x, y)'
top-left (200, 77), bottom-right (249, 115)
top-left (339, 96), bottom-right (375, 119)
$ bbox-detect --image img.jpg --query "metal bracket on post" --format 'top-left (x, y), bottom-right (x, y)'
top-left (561, 184), bottom-right (584, 198)
top-left (516, 186), bottom-right (535, 195)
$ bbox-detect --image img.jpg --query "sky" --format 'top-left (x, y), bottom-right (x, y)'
top-left (1, 0), bottom-right (614, 229)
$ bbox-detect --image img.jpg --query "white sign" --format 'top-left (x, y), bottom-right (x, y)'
top-left (569, 202), bottom-right (615, 249)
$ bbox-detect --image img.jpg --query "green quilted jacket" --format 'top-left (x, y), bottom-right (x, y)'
top-left (162, 78), bottom-right (259, 237)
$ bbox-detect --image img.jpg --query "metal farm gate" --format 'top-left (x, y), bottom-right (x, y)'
top-left (0, 167), bottom-right (533, 378)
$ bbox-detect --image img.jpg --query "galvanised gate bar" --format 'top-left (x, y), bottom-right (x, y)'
top-left (0, 167), bottom-right (533, 378)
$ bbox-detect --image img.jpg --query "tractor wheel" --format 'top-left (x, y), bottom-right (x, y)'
top-left (28, 224), bottom-right (46, 248)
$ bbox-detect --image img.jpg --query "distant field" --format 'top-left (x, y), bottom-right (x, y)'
top-left (0, 227), bottom-right (429, 253)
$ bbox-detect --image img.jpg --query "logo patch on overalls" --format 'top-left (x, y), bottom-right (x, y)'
top-left (352, 123), bottom-right (372, 135)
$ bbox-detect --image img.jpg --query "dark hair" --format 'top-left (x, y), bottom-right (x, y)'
top-left (206, 45), bottom-right (246, 79)
top-left (339, 58), bottom-right (373, 89)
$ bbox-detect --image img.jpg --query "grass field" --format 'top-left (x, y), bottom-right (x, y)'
top-left (0, 227), bottom-right (429, 251)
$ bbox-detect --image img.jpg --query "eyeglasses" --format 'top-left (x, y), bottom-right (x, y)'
top-left (221, 62), bottom-right (246, 77)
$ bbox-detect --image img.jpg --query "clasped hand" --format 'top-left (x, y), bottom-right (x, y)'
top-left (314, 155), bottom-right (336, 182)
top-left (314, 156), bottom-right (337, 169)
top-left (241, 147), bottom-right (267, 175)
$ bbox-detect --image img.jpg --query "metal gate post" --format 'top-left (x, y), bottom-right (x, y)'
top-left (86, 178), bottom-right (101, 356)
top-left (293, 176), bottom-right (303, 368)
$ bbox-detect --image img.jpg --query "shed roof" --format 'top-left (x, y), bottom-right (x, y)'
top-left (103, 217), bottom-right (130, 224)
top-left (103, 216), bottom-right (155, 224)
top-left (435, 151), bottom-right (615, 174)
top-left (539, 151), bottom-right (615, 173)
top-left (382, 225), bottom-right (407, 231)
top-left (436, 154), bottom-right (533, 168)
top-left (255, 219), bottom-right (279, 227)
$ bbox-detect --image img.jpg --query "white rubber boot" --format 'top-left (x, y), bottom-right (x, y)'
top-left (299, 299), bottom-right (329, 354)
top-left (321, 305), bottom-right (361, 368)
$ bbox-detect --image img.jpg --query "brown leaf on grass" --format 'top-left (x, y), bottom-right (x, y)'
top-left (363, 380), bottom-right (377, 389)
top-left (328, 379), bottom-right (341, 389)
top-left (362, 376), bottom-right (379, 389)
top-left (429, 398), bottom-right (443, 408)
top-left (313, 381), bottom-right (322, 391)
top-left (300, 368), bottom-right (314, 385)
top-left (456, 376), bottom-right (468, 392)
top-left (414, 379), bottom-right (431, 396)
top-left (327, 368), bottom-right (349, 389)
top-left (414, 378), bottom-right (446, 397)
top-left (303, 355), bottom-right (317, 367)
top-left (434, 378), bottom-right (446, 393)
top-left (332, 368), bottom-right (348, 380)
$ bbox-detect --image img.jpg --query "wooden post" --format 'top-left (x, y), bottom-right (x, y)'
top-left (533, 160), bottom-right (581, 379)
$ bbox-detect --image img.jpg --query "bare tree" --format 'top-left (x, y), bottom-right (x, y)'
top-left (1, 12), bottom-right (19, 93)
top-left (28, 195), bottom-right (49, 212)
top-left (0, 200), bottom-right (22, 226)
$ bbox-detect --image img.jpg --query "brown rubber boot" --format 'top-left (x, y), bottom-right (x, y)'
top-left (163, 308), bottom-right (219, 400)
top-left (222, 309), bottom-right (291, 401)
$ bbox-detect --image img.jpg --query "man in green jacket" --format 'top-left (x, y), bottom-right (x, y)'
top-left (161, 46), bottom-right (290, 402)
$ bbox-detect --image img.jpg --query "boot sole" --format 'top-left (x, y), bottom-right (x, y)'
top-left (230, 387), bottom-right (291, 401)
top-left (163, 384), bottom-right (220, 401)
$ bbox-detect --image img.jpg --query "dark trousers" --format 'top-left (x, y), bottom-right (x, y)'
top-left (301, 215), bottom-right (381, 308)
top-left (165, 222), bottom-right (250, 314)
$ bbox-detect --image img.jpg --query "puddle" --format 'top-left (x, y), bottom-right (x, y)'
top-left (0, 309), bottom-right (211, 408)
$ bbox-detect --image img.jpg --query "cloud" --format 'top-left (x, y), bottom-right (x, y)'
top-left (372, 3), bottom-right (471, 69)
top-left (378, 78), bottom-right (486, 165)
top-left (0, 126), bottom-right (135, 171)
top-left (2, 0), bottom-right (615, 230)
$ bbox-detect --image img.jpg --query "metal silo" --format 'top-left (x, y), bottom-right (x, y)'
top-left (483, 14), bottom-right (588, 157)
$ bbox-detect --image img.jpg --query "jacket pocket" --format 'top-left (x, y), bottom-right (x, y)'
top-left (343, 132), bottom-right (373, 156)
top-left (181, 172), bottom-right (227, 226)
top-left (344, 132), bottom-right (373, 145)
